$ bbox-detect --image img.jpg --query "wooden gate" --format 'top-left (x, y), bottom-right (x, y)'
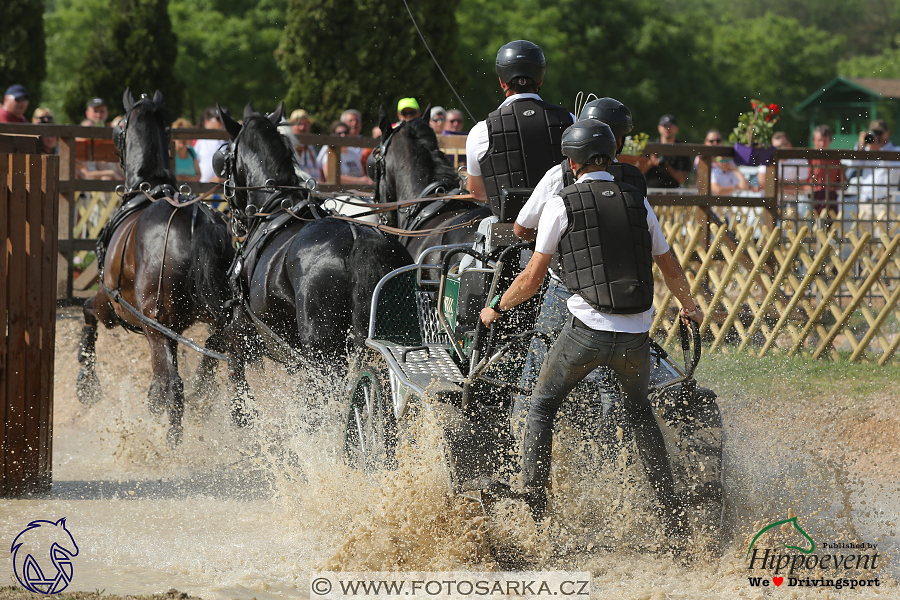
top-left (0, 137), bottom-right (59, 496)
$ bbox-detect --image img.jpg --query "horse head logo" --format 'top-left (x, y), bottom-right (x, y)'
top-left (746, 515), bottom-right (815, 559)
top-left (11, 518), bottom-right (79, 594)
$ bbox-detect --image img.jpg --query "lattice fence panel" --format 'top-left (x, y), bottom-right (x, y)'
top-left (649, 215), bottom-right (900, 364)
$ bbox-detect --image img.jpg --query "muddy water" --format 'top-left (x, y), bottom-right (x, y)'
top-left (0, 309), bottom-right (897, 598)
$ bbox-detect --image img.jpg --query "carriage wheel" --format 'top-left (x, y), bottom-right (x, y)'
top-left (344, 366), bottom-right (398, 471)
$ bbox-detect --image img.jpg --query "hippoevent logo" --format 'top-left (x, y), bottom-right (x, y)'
top-left (10, 518), bottom-right (79, 594)
top-left (746, 515), bottom-right (880, 590)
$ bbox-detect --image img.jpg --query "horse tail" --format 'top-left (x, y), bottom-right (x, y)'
top-left (349, 229), bottom-right (412, 346)
top-left (190, 219), bottom-right (234, 325)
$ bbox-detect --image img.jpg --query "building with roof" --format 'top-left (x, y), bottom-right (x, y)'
top-left (796, 76), bottom-right (900, 148)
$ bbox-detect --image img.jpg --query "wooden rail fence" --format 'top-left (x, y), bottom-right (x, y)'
top-left (1, 136), bottom-right (59, 496)
top-left (649, 213), bottom-right (900, 365)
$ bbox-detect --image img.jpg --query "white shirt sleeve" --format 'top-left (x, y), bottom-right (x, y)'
top-left (646, 200), bottom-right (670, 256)
top-left (533, 196), bottom-right (567, 255)
top-left (464, 120), bottom-right (489, 177)
top-left (515, 164), bottom-right (564, 229)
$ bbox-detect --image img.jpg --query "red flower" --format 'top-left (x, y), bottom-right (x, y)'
top-left (751, 100), bottom-right (759, 109)
top-left (769, 104), bottom-right (780, 114)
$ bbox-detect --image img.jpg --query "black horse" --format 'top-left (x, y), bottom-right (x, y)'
top-left (218, 104), bottom-right (412, 424)
top-left (371, 108), bottom-right (492, 261)
top-left (77, 89), bottom-right (234, 446)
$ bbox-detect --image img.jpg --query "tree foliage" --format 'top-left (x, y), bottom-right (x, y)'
top-left (277, 0), bottom-right (464, 129)
top-left (63, 0), bottom-right (179, 123)
top-left (169, 0), bottom-right (289, 123)
top-left (0, 0), bottom-right (46, 112)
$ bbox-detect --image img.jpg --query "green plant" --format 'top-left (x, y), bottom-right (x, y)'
top-left (730, 99), bottom-right (780, 147)
top-left (620, 132), bottom-right (649, 156)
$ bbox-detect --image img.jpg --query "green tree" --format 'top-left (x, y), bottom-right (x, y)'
top-left (0, 0), bottom-right (46, 113)
top-left (43, 0), bottom-right (108, 121)
top-left (169, 0), bottom-right (289, 123)
top-left (277, 0), bottom-right (464, 129)
top-left (63, 0), bottom-right (180, 123)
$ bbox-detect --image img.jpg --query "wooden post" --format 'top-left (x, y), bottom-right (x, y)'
top-left (696, 155), bottom-right (712, 245)
top-left (57, 134), bottom-right (76, 300)
top-left (1, 151), bottom-right (56, 496)
top-left (763, 160), bottom-right (778, 230)
top-left (326, 143), bottom-right (341, 185)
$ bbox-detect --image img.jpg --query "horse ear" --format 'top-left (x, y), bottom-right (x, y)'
top-left (244, 103), bottom-right (257, 121)
top-left (220, 103), bottom-right (242, 140)
top-left (378, 104), bottom-right (392, 138)
top-left (123, 88), bottom-right (135, 112)
top-left (268, 102), bottom-right (284, 125)
top-left (152, 90), bottom-right (165, 105)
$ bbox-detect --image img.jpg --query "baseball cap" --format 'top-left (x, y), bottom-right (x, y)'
top-left (430, 106), bottom-right (447, 119)
top-left (659, 114), bottom-right (678, 126)
top-left (289, 109), bottom-right (312, 123)
top-left (398, 98), bottom-right (420, 112)
top-left (4, 84), bottom-right (29, 100)
top-left (86, 97), bottom-right (107, 109)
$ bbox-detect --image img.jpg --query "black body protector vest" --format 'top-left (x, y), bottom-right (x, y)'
top-left (561, 158), bottom-right (648, 198)
top-left (479, 98), bottom-right (573, 216)
top-left (557, 180), bottom-right (654, 314)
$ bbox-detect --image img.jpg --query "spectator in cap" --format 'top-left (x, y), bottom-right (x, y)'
top-left (288, 109), bottom-right (321, 179)
top-left (81, 97), bottom-right (110, 127)
top-left (645, 114), bottom-right (691, 189)
top-left (397, 98), bottom-right (420, 124)
top-left (1, 84), bottom-right (30, 123)
top-left (428, 106), bottom-right (447, 135)
top-left (31, 108), bottom-right (58, 154)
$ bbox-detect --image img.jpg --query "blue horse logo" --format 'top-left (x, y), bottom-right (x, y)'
top-left (11, 518), bottom-right (79, 594)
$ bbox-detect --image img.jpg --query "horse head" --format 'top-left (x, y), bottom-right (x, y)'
top-left (11, 518), bottom-right (79, 594)
top-left (371, 103), bottom-right (459, 209)
top-left (116, 87), bottom-right (176, 192)
top-left (218, 102), bottom-right (299, 220)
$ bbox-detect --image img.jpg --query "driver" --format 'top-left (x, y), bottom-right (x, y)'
top-left (511, 98), bottom-right (647, 452)
top-left (480, 120), bottom-right (703, 539)
top-left (465, 40), bottom-right (574, 211)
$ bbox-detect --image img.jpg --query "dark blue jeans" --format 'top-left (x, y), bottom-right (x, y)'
top-left (522, 316), bottom-right (682, 527)
top-left (512, 278), bottom-right (617, 442)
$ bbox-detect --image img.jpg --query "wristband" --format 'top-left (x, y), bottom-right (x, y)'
top-left (489, 294), bottom-right (506, 313)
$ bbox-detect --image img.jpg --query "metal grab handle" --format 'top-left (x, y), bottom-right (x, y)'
top-left (401, 346), bottom-right (431, 362)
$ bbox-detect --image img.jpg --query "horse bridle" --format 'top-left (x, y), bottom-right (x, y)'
top-left (112, 95), bottom-right (171, 184)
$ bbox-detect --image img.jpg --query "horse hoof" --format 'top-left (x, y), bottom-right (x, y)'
top-left (167, 425), bottom-right (183, 448)
top-left (147, 383), bottom-right (166, 416)
top-left (231, 399), bottom-right (259, 428)
top-left (76, 369), bottom-right (101, 406)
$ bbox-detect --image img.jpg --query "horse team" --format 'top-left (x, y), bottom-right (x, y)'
top-left (76, 90), bottom-right (475, 445)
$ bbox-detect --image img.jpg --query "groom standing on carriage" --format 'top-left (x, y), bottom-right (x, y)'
top-left (465, 40), bottom-right (574, 213)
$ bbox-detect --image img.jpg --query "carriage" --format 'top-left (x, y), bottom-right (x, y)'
top-left (344, 218), bottom-right (727, 545)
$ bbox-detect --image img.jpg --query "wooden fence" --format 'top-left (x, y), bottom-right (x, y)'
top-left (0, 136), bottom-right (59, 496)
top-left (649, 210), bottom-right (900, 365)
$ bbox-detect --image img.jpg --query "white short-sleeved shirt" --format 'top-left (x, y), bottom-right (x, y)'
top-left (194, 138), bottom-right (227, 183)
top-left (535, 170), bottom-right (669, 333)
top-left (465, 94), bottom-right (575, 177)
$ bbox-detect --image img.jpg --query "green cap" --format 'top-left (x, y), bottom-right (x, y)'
top-left (397, 97), bottom-right (420, 112)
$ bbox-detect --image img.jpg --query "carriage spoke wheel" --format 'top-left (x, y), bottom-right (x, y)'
top-left (344, 368), bottom-right (397, 471)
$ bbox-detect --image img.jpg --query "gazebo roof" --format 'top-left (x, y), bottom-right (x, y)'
top-left (796, 76), bottom-right (900, 112)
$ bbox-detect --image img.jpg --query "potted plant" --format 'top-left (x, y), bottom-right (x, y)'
top-left (730, 100), bottom-right (779, 166)
top-left (616, 132), bottom-right (651, 172)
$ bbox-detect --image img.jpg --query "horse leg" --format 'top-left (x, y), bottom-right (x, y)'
top-left (188, 325), bottom-right (225, 415)
top-left (76, 297), bottom-right (102, 405)
top-left (225, 311), bottom-right (258, 427)
top-left (146, 329), bottom-right (185, 446)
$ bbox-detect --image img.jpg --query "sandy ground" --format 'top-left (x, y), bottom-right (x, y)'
top-left (1, 306), bottom-right (898, 599)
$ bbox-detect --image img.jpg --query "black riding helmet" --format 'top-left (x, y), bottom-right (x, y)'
top-left (561, 120), bottom-right (618, 166)
top-left (579, 97), bottom-right (633, 141)
top-left (496, 40), bottom-right (546, 86)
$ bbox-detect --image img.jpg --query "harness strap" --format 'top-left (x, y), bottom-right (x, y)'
top-left (155, 206), bottom-right (180, 319)
top-left (328, 214), bottom-right (482, 238)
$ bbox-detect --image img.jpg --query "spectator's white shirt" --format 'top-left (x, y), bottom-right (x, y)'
top-left (465, 94), bottom-right (575, 177)
top-left (317, 145), bottom-right (365, 178)
top-left (758, 159), bottom-right (808, 183)
top-left (842, 143), bottom-right (900, 201)
top-left (711, 161), bottom-right (742, 189)
top-left (535, 170), bottom-right (669, 333)
top-left (194, 138), bottom-right (227, 183)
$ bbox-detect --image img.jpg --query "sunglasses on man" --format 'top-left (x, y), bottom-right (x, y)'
top-left (37, 116), bottom-right (54, 123)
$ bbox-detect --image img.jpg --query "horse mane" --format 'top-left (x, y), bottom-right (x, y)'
top-left (240, 115), bottom-right (300, 186)
top-left (127, 101), bottom-right (176, 188)
top-left (400, 118), bottom-right (458, 184)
